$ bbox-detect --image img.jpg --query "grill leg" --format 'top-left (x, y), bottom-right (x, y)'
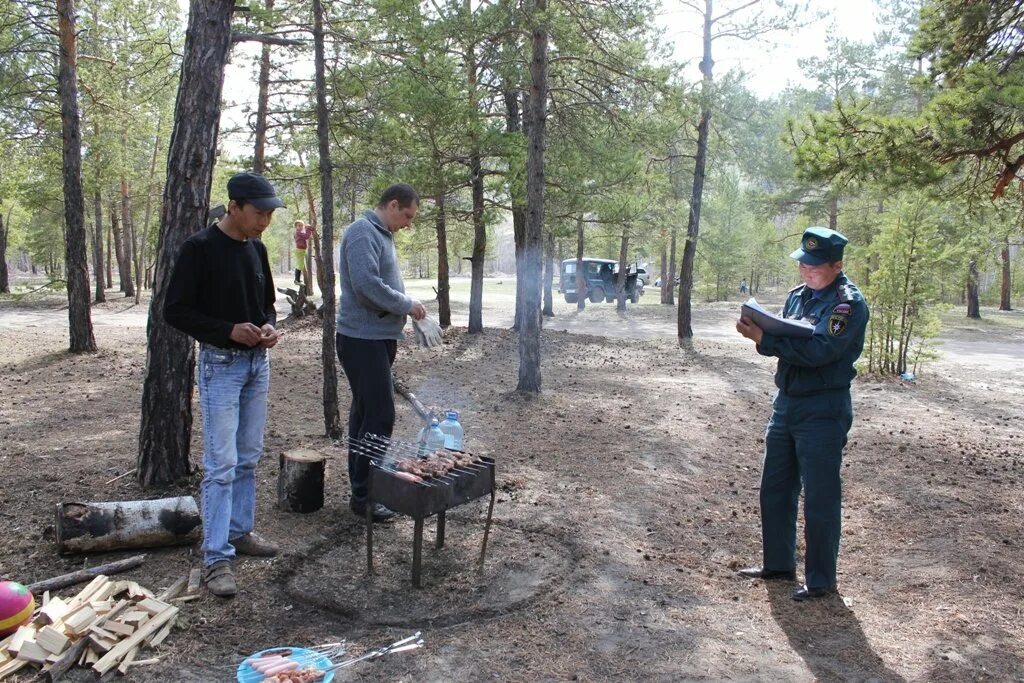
top-left (366, 502), bottom-right (374, 575)
top-left (478, 489), bottom-right (495, 571)
top-left (412, 517), bottom-right (424, 588)
top-left (436, 510), bottom-right (446, 550)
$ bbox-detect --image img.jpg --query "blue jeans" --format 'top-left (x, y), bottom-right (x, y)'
top-left (197, 345), bottom-right (270, 567)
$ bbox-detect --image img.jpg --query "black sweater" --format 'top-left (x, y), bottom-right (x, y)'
top-left (164, 226), bottom-right (277, 349)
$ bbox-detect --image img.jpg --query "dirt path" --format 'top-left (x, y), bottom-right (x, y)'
top-left (0, 282), bottom-right (1022, 681)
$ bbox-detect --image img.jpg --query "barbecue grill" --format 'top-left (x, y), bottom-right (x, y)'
top-left (349, 435), bottom-right (496, 588)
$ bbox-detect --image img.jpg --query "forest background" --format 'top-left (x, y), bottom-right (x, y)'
top-left (1, 0), bottom-right (1022, 378)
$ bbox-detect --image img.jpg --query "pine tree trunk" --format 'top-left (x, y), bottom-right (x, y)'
top-left (435, 189), bottom-right (451, 327)
top-left (56, 0), bottom-right (95, 353)
top-left (678, 0), bottom-right (713, 345)
top-left (517, 0), bottom-right (546, 393)
top-left (110, 201), bottom-right (130, 295)
top-left (465, 13), bottom-right (485, 334)
top-left (575, 214), bottom-right (586, 311)
top-left (138, 122), bottom-right (162, 303)
top-left (828, 196), bottom-right (838, 231)
top-left (966, 260), bottom-right (981, 319)
top-left (105, 221), bottom-right (112, 287)
top-left (542, 229), bottom-right (554, 317)
top-left (120, 178), bottom-right (136, 298)
top-left (506, 87), bottom-right (526, 331)
top-left (1000, 237), bottom-right (1012, 311)
top-left (313, 0), bottom-right (342, 439)
top-left (92, 189), bottom-right (105, 302)
top-left (138, 0), bottom-right (235, 487)
top-left (616, 228), bottom-right (629, 312)
top-left (252, 0), bottom-right (274, 174)
top-left (0, 210), bottom-right (9, 294)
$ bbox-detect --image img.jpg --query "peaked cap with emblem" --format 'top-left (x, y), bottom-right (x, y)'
top-left (790, 226), bottom-right (848, 266)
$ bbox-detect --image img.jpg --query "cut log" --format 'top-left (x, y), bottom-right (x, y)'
top-left (27, 556), bottom-right (145, 594)
top-left (277, 449), bottom-right (325, 513)
top-left (56, 497), bottom-right (200, 554)
top-left (185, 568), bottom-right (201, 596)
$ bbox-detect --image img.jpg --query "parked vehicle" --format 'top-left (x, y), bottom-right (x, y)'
top-left (558, 258), bottom-right (644, 304)
top-left (654, 275), bottom-right (680, 287)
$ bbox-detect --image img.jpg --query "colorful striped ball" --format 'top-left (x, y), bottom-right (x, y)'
top-left (0, 581), bottom-right (35, 636)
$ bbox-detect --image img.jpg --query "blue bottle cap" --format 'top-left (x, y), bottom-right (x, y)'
top-left (446, 410), bottom-right (459, 420)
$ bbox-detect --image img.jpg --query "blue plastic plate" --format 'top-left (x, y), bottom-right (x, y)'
top-left (236, 646), bottom-right (334, 683)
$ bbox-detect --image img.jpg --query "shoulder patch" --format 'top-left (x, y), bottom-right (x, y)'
top-left (827, 314), bottom-right (849, 337)
top-left (838, 283), bottom-right (860, 303)
top-left (833, 303), bottom-right (852, 316)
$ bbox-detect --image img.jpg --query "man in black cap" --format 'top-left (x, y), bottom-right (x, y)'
top-left (735, 226), bottom-right (870, 601)
top-left (165, 172), bottom-right (285, 597)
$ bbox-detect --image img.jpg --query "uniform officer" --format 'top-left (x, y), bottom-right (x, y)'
top-left (735, 226), bottom-right (869, 601)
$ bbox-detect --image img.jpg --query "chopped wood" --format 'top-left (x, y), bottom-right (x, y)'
top-left (0, 658), bottom-right (29, 680)
top-left (146, 620), bottom-right (174, 648)
top-left (91, 605), bottom-right (178, 675)
top-left (136, 598), bottom-right (168, 615)
top-left (98, 620), bottom-right (133, 637)
top-left (116, 646), bottom-right (138, 675)
top-left (15, 640), bottom-right (50, 664)
top-left (186, 568), bottom-right (202, 595)
top-left (82, 647), bottom-right (99, 665)
top-left (62, 604), bottom-right (97, 636)
top-left (42, 591), bottom-right (50, 606)
top-left (86, 634), bottom-right (116, 654)
top-left (170, 594), bottom-right (200, 603)
top-left (8, 626), bottom-right (37, 655)
top-left (87, 625), bottom-right (118, 642)
top-left (35, 626), bottom-right (70, 655)
top-left (64, 576), bottom-right (109, 611)
top-left (128, 657), bottom-right (159, 666)
top-left (37, 597), bottom-right (70, 625)
top-left (27, 555), bottom-right (145, 595)
top-left (119, 610), bottom-right (148, 624)
top-left (102, 599), bottom-right (131, 623)
top-left (44, 637), bottom-right (88, 682)
top-left (90, 599), bottom-right (114, 614)
top-left (157, 575), bottom-right (188, 601)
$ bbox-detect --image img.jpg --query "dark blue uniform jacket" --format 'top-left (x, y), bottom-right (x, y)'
top-left (757, 273), bottom-right (869, 397)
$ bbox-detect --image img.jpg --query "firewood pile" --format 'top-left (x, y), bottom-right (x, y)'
top-left (0, 570), bottom-right (200, 680)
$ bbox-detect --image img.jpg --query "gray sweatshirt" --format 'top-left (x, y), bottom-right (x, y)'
top-left (337, 210), bottom-right (413, 340)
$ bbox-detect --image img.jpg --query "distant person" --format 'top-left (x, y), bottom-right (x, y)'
top-left (734, 226), bottom-right (869, 601)
top-left (293, 220), bottom-right (315, 287)
top-left (739, 279), bottom-right (748, 295)
top-left (164, 172), bottom-right (285, 598)
top-left (337, 183), bottom-right (427, 522)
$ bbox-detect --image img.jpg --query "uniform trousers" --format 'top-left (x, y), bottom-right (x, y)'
top-left (760, 390), bottom-right (853, 589)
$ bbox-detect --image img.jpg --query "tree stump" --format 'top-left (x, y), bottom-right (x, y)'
top-left (277, 449), bottom-right (325, 513)
top-left (56, 497), bottom-right (201, 554)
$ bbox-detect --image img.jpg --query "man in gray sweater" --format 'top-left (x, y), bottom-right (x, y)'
top-left (337, 183), bottom-right (427, 521)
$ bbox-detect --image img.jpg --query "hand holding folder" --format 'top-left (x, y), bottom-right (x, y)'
top-left (740, 298), bottom-right (814, 338)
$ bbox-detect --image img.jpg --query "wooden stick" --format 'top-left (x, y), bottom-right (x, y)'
top-left (103, 469), bottom-right (136, 485)
top-left (393, 375), bottom-right (431, 420)
top-left (27, 555), bottom-right (146, 594)
top-left (92, 605), bottom-right (178, 675)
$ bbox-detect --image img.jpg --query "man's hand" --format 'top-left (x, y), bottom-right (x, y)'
top-left (409, 301), bottom-right (427, 321)
top-left (259, 324), bottom-right (284, 349)
top-left (736, 316), bottom-right (764, 345)
top-left (230, 322), bottom-right (263, 347)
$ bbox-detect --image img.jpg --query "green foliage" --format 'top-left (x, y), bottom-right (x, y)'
top-left (859, 195), bottom-right (950, 374)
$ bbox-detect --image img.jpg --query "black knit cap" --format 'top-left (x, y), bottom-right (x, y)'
top-left (227, 172), bottom-right (285, 211)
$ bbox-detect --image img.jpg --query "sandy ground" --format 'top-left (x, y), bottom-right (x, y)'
top-left (0, 276), bottom-right (1022, 682)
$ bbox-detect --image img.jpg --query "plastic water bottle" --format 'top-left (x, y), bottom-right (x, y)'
top-left (439, 410), bottom-right (464, 451)
top-left (418, 418), bottom-right (446, 456)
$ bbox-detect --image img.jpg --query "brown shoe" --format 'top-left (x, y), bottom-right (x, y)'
top-left (204, 561), bottom-right (237, 597)
top-left (230, 532), bottom-right (279, 557)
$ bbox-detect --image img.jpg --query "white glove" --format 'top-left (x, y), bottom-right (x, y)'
top-left (411, 316), bottom-right (443, 348)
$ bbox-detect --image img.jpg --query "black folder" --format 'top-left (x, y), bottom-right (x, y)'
top-left (740, 298), bottom-right (815, 338)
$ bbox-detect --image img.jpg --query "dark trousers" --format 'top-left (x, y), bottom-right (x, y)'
top-left (337, 334), bottom-right (397, 501)
top-left (760, 390), bottom-right (853, 589)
